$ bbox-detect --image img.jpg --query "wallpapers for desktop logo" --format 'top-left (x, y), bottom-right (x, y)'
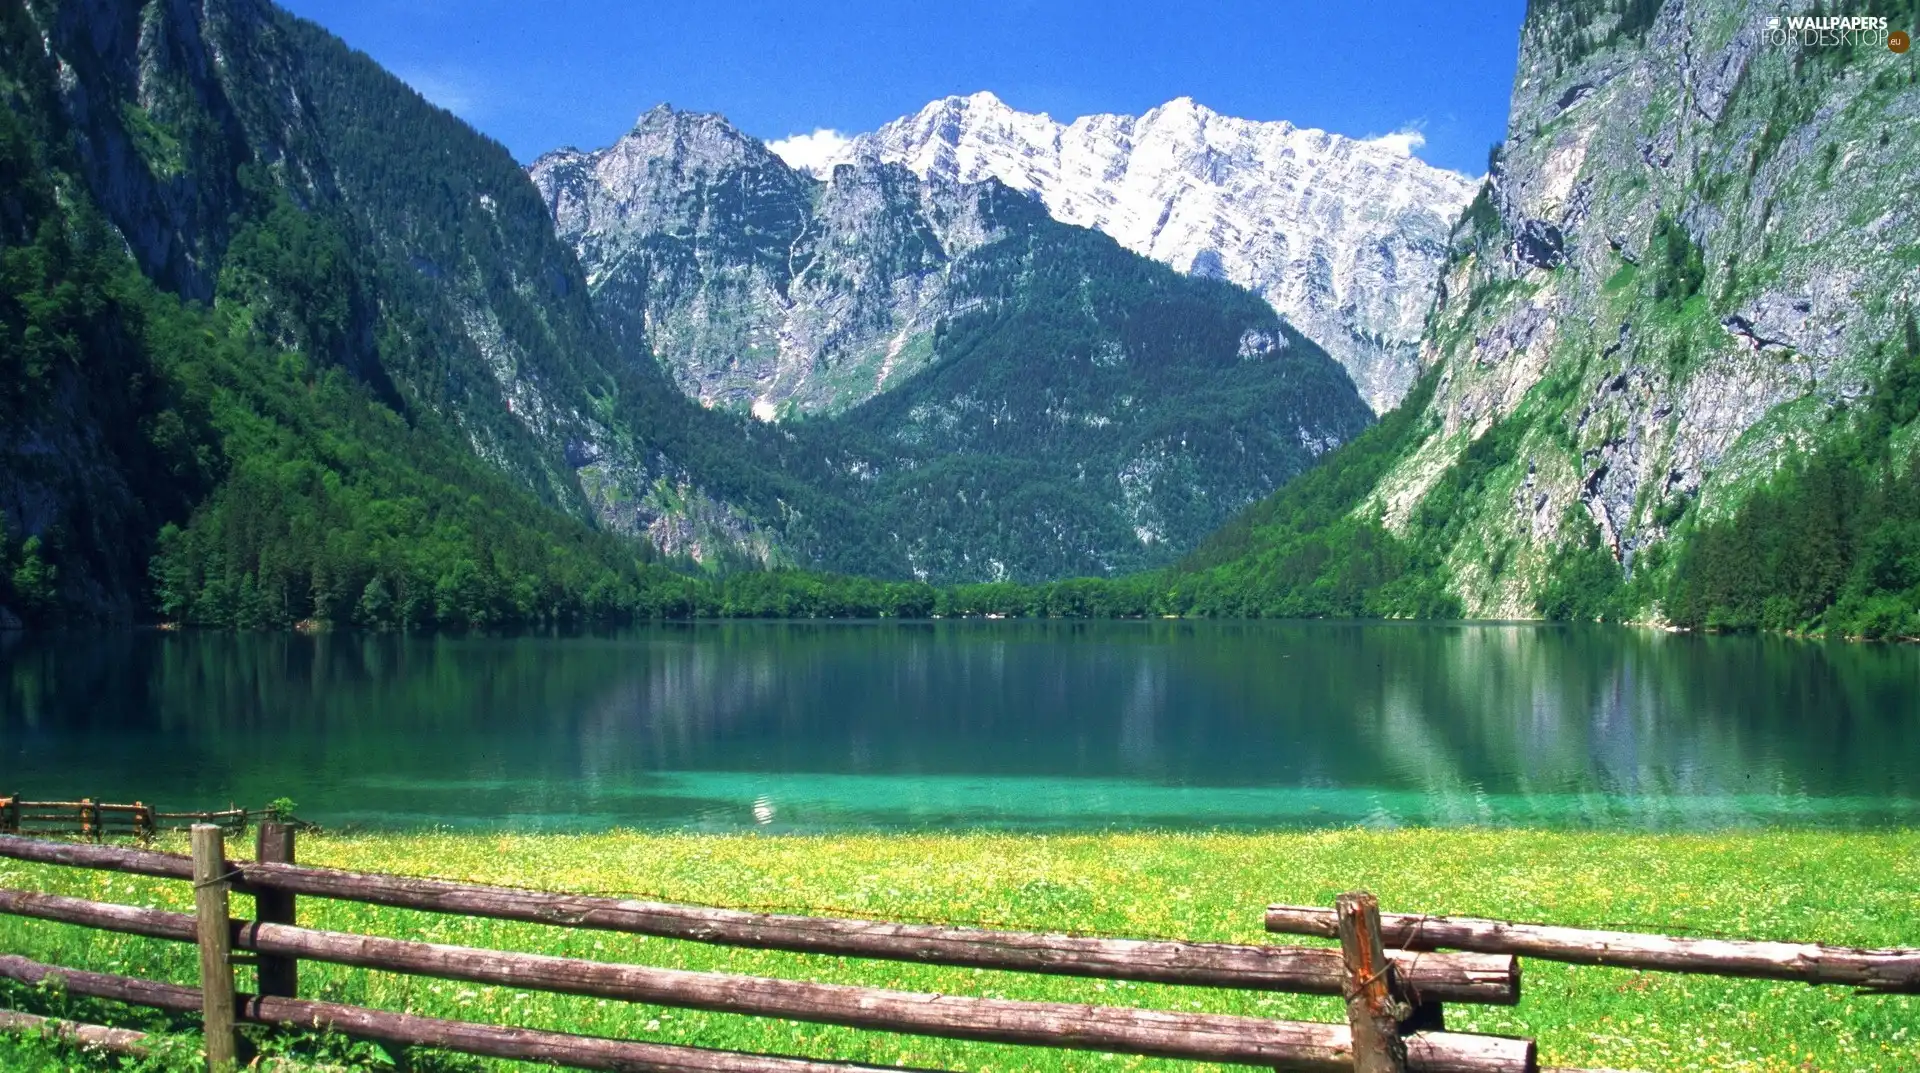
top-left (1761, 14), bottom-right (1908, 51)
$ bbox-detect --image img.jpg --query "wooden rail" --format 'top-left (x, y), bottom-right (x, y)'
top-left (0, 829), bottom-right (1538, 1073)
top-left (0, 1006), bottom-right (352, 1073)
top-left (0, 887), bottom-right (1533, 1071)
top-left (0, 797), bottom-right (159, 839)
top-left (0, 955), bottom-right (952, 1073)
top-left (0, 794), bottom-right (262, 839)
top-left (1265, 905), bottom-right (1920, 993)
top-left (0, 835), bottom-right (1520, 1001)
top-left (0, 1008), bottom-right (154, 1058)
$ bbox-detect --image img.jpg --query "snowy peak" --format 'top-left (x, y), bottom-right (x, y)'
top-left (786, 95), bottom-right (1479, 411)
top-left (855, 91), bottom-right (1063, 194)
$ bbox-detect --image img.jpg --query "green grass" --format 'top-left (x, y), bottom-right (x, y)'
top-left (1, 829), bottom-right (1916, 1071)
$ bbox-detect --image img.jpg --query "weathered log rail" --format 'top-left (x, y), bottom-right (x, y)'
top-left (0, 886), bottom-right (1533, 1071)
top-left (0, 829), bottom-right (1539, 1073)
top-left (0, 796), bottom-right (163, 839)
top-left (1264, 905), bottom-right (1920, 994)
top-left (0, 1006), bottom-right (155, 1059)
top-left (0, 835), bottom-right (1517, 1003)
top-left (0, 955), bottom-right (947, 1073)
top-left (0, 794), bottom-right (267, 840)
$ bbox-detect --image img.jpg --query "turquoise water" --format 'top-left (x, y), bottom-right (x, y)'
top-left (2, 621), bottom-right (1916, 831)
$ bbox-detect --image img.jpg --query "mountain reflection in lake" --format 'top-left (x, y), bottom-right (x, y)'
top-left (3, 622), bottom-right (1915, 831)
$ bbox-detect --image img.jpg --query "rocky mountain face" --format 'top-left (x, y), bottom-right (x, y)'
top-left (530, 108), bottom-right (1009, 417)
top-left (795, 92), bottom-right (1481, 413)
top-left (531, 107), bottom-right (1378, 580)
top-left (1366, 0), bottom-right (1920, 616)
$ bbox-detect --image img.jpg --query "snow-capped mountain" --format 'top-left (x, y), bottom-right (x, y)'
top-left (526, 106), bottom-right (1376, 578)
top-left (785, 92), bottom-right (1480, 412)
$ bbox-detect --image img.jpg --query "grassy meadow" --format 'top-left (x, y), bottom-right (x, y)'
top-left (0, 828), bottom-right (1915, 1072)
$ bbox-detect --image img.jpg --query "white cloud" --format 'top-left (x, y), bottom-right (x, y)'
top-left (1367, 127), bottom-right (1428, 157)
top-left (767, 128), bottom-right (854, 177)
top-left (396, 66), bottom-right (486, 121)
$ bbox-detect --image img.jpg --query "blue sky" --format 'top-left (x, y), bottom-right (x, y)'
top-left (279, 0), bottom-right (1527, 177)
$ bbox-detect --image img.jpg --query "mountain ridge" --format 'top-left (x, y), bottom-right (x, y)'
top-left (529, 104), bottom-right (1378, 580)
top-left (528, 106), bottom-right (1008, 418)
top-left (781, 90), bottom-right (1480, 413)
top-left (16, 0), bottom-right (1908, 635)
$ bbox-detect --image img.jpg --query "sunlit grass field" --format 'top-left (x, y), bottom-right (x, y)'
top-left (0, 829), bottom-right (1915, 1072)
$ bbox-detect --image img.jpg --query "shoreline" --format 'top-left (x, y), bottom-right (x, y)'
top-left (10, 615), bottom-right (1920, 645)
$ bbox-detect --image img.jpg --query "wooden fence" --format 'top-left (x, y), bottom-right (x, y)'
top-left (0, 830), bottom-right (1912, 1073)
top-left (1262, 905), bottom-right (1920, 992)
top-left (0, 830), bottom-right (1535, 1073)
top-left (0, 795), bottom-right (268, 840)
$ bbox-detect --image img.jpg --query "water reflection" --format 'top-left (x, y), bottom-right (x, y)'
top-left (1, 623), bottom-right (1915, 830)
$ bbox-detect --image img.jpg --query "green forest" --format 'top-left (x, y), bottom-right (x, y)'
top-left (0, 3), bottom-right (688, 632)
top-left (1668, 317), bottom-right (1920, 639)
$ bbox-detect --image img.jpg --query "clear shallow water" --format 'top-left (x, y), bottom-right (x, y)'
top-left (2, 621), bottom-right (1916, 831)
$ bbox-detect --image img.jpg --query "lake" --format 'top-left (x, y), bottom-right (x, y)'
top-left (2, 622), bottom-right (1916, 831)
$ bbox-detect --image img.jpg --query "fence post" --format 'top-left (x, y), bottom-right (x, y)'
top-left (254, 821), bottom-right (298, 998)
top-left (190, 824), bottom-right (242, 1072)
top-left (79, 798), bottom-right (97, 840)
top-left (0, 795), bottom-right (15, 834)
top-left (1336, 891), bottom-right (1408, 1073)
top-left (134, 802), bottom-right (155, 842)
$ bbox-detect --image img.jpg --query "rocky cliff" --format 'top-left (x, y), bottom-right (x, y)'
top-left (798, 92), bottom-right (1481, 413)
top-left (530, 108), bottom-right (1011, 417)
top-left (1374, 0), bottom-right (1919, 616)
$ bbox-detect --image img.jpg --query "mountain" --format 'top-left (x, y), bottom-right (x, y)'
top-left (0, 0), bottom-right (903, 627)
top-left (788, 92), bottom-right (1481, 413)
top-left (0, 0), bottom-right (1378, 627)
top-left (38, 0), bottom-right (1906, 632)
top-left (530, 107), bottom-right (1009, 417)
top-left (797, 202), bottom-right (1374, 580)
top-left (531, 107), bottom-right (1378, 580)
top-left (1158, 0), bottom-right (1920, 637)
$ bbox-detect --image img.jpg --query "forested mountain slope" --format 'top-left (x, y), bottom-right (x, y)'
top-left (0, 0), bottom-right (899, 627)
top-left (1165, 0), bottom-right (1920, 636)
top-left (0, 0), bottom-right (687, 628)
top-left (798, 207), bottom-right (1372, 579)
